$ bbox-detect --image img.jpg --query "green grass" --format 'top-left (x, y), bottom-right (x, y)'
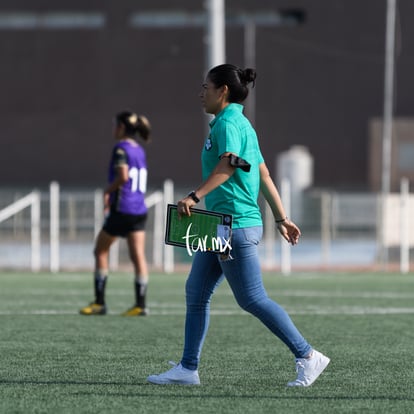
top-left (0, 271), bottom-right (413, 413)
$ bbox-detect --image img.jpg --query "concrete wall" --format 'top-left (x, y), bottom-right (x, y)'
top-left (1, 0), bottom-right (413, 191)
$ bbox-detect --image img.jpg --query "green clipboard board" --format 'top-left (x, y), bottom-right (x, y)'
top-left (165, 204), bottom-right (233, 254)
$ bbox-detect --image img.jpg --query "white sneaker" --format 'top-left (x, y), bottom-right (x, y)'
top-left (287, 350), bottom-right (330, 387)
top-left (147, 361), bottom-right (200, 385)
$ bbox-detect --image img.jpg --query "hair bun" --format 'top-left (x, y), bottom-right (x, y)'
top-left (240, 68), bottom-right (256, 85)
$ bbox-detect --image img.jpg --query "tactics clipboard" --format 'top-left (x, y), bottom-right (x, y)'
top-left (165, 204), bottom-right (233, 254)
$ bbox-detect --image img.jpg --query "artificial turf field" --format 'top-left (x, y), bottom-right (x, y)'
top-left (0, 271), bottom-right (413, 414)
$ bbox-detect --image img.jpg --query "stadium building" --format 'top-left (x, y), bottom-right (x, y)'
top-left (1, 0), bottom-right (414, 191)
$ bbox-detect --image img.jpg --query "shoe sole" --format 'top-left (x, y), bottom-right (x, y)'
top-left (80, 313), bottom-right (107, 315)
top-left (121, 312), bottom-right (148, 316)
top-left (147, 376), bottom-right (200, 386)
top-left (79, 310), bottom-right (107, 315)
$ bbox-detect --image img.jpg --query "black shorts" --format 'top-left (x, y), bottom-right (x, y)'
top-left (103, 211), bottom-right (148, 237)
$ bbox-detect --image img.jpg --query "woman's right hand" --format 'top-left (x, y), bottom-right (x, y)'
top-left (177, 196), bottom-right (197, 218)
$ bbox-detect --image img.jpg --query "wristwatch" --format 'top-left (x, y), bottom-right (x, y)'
top-left (188, 191), bottom-right (200, 203)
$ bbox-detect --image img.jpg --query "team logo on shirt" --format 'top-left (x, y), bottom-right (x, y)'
top-left (205, 137), bottom-right (212, 151)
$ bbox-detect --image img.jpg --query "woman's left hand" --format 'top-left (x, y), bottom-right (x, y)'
top-left (277, 219), bottom-right (301, 245)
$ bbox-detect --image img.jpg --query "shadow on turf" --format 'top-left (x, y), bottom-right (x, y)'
top-left (1, 379), bottom-right (413, 403)
top-left (0, 379), bottom-right (136, 386)
top-left (71, 392), bottom-right (414, 403)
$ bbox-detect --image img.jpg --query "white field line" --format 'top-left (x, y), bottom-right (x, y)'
top-left (1, 290), bottom-right (414, 315)
top-left (4, 289), bottom-right (414, 299)
top-left (1, 306), bottom-right (414, 316)
top-left (274, 290), bottom-right (414, 299)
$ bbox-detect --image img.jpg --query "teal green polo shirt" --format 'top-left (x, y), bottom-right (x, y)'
top-left (201, 103), bottom-right (264, 229)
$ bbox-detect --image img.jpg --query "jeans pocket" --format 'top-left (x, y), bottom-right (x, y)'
top-left (240, 227), bottom-right (262, 246)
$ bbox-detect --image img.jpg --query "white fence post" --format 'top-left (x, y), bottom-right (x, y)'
top-left (144, 190), bottom-right (164, 268)
top-left (163, 179), bottom-right (174, 273)
top-left (400, 177), bottom-right (409, 274)
top-left (50, 182), bottom-right (60, 273)
top-left (31, 192), bottom-right (41, 272)
top-left (152, 195), bottom-right (163, 268)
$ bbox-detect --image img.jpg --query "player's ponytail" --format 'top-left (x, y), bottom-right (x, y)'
top-left (135, 115), bottom-right (151, 142)
top-left (116, 110), bottom-right (152, 142)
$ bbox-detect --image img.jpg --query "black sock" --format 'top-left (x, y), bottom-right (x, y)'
top-left (94, 273), bottom-right (108, 305)
top-left (135, 280), bottom-right (147, 308)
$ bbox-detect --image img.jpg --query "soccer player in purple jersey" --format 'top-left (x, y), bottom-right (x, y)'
top-left (80, 110), bottom-right (152, 316)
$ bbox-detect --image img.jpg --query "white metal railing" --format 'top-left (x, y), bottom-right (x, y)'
top-left (49, 180), bottom-right (174, 273)
top-left (0, 191), bottom-right (41, 272)
top-left (2, 178), bottom-right (414, 273)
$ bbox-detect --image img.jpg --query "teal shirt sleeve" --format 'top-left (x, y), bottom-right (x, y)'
top-left (215, 120), bottom-right (241, 156)
top-left (258, 149), bottom-right (264, 164)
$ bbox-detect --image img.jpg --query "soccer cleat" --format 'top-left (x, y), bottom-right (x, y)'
top-left (79, 302), bottom-right (107, 315)
top-left (147, 361), bottom-right (200, 385)
top-left (287, 350), bottom-right (330, 387)
top-left (121, 306), bottom-right (148, 316)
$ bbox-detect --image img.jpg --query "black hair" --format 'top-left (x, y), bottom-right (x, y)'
top-left (116, 110), bottom-right (151, 141)
top-left (207, 64), bottom-right (256, 103)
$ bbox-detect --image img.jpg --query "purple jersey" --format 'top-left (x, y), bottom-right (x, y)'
top-left (108, 140), bottom-right (148, 215)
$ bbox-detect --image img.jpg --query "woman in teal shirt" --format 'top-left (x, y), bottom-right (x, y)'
top-left (148, 64), bottom-right (329, 387)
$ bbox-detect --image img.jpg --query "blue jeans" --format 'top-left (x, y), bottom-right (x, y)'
top-left (181, 226), bottom-right (312, 370)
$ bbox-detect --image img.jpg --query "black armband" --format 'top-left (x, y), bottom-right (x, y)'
top-left (221, 154), bottom-right (251, 172)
